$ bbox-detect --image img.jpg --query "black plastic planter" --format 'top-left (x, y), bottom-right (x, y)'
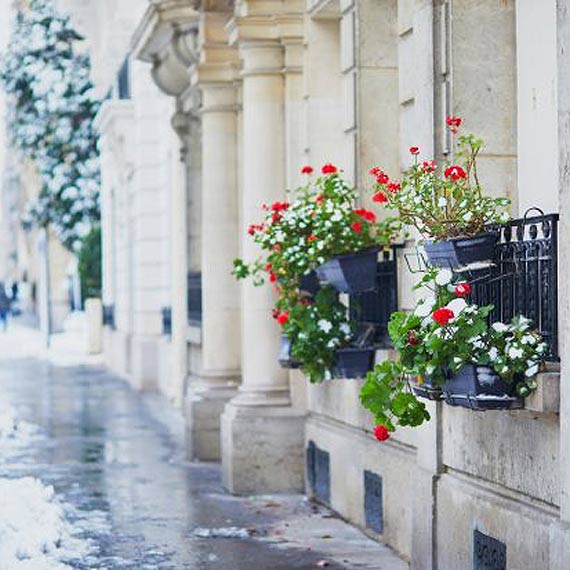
top-left (423, 232), bottom-right (498, 269)
top-left (299, 271), bottom-right (320, 296)
top-left (278, 336), bottom-right (300, 369)
top-left (443, 365), bottom-right (523, 410)
top-left (334, 347), bottom-right (376, 379)
top-left (316, 248), bottom-right (379, 294)
top-left (411, 377), bottom-right (443, 401)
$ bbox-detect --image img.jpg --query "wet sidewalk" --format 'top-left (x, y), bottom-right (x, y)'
top-left (0, 323), bottom-right (407, 569)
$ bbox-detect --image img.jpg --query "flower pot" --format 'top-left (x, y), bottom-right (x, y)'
top-left (442, 365), bottom-right (523, 411)
top-left (316, 248), bottom-right (379, 294)
top-left (299, 271), bottom-right (320, 296)
top-left (278, 336), bottom-right (300, 369)
top-left (334, 347), bottom-right (376, 379)
top-left (423, 232), bottom-right (498, 269)
top-left (411, 377), bottom-right (443, 401)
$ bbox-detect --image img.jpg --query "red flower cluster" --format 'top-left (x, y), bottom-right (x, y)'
top-left (432, 307), bottom-right (454, 326)
top-left (454, 283), bottom-right (471, 297)
top-left (446, 115), bottom-right (462, 134)
top-left (373, 191), bottom-right (388, 203)
top-left (409, 146), bottom-right (420, 155)
top-left (422, 160), bottom-right (436, 173)
top-left (248, 223), bottom-right (263, 235)
top-left (351, 221), bottom-right (362, 233)
top-left (277, 312), bottom-right (289, 325)
top-left (354, 208), bottom-right (376, 223)
top-left (301, 165), bottom-right (314, 174)
top-left (444, 165), bottom-right (467, 181)
top-left (307, 235), bottom-right (317, 243)
top-left (322, 163), bottom-right (338, 175)
top-left (373, 425), bottom-right (390, 442)
top-left (315, 193), bottom-right (324, 205)
top-left (271, 201), bottom-right (289, 212)
top-left (269, 271), bottom-right (277, 283)
top-left (407, 330), bottom-right (420, 346)
top-left (387, 181), bottom-right (401, 193)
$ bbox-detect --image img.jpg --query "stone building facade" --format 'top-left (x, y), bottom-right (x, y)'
top-left (63, 0), bottom-right (570, 568)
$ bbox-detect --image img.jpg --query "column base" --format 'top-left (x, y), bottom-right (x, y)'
top-left (184, 374), bottom-right (239, 461)
top-left (221, 399), bottom-right (306, 494)
top-left (130, 334), bottom-right (159, 392)
top-left (103, 328), bottom-right (131, 379)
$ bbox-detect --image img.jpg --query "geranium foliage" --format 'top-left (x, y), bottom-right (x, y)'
top-left (0, 0), bottom-right (101, 249)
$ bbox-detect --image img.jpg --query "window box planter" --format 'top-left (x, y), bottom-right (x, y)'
top-left (443, 365), bottom-right (523, 411)
top-left (316, 248), bottom-right (379, 294)
top-left (278, 335), bottom-right (300, 369)
top-left (334, 347), bottom-right (376, 379)
top-left (411, 377), bottom-right (443, 401)
top-left (423, 232), bottom-right (498, 269)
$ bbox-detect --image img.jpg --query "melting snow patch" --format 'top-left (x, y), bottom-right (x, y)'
top-left (0, 477), bottom-right (94, 570)
top-left (193, 527), bottom-right (251, 539)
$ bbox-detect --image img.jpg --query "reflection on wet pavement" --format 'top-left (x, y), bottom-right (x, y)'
top-left (0, 358), bottom-right (363, 569)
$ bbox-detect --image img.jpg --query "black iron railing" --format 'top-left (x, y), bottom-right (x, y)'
top-left (188, 271), bottom-right (202, 324)
top-left (161, 306), bottom-right (172, 337)
top-left (471, 211), bottom-right (559, 360)
top-left (102, 304), bottom-right (115, 329)
top-left (349, 248), bottom-right (399, 348)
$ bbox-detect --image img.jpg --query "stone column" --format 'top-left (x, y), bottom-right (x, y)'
top-left (221, 27), bottom-right (305, 494)
top-left (185, 15), bottom-right (241, 459)
top-left (551, 0), bottom-right (570, 566)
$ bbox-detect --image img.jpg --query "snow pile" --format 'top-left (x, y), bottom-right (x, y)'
top-left (0, 477), bottom-right (80, 569)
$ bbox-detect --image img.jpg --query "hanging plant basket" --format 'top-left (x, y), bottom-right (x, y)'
top-left (423, 232), bottom-right (498, 269)
top-left (334, 347), bottom-right (376, 379)
top-left (316, 248), bottom-right (379, 294)
top-left (411, 376), bottom-right (443, 401)
top-left (442, 365), bottom-right (523, 411)
top-left (278, 336), bottom-right (300, 369)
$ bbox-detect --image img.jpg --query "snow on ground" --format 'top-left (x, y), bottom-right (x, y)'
top-left (0, 408), bottom-right (105, 569)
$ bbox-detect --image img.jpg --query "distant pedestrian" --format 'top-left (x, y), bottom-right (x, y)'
top-left (0, 284), bottom-right (12, 332)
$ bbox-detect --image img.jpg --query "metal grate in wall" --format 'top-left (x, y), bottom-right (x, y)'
top-left (102, 304), bottom-right (115, 329)
top-left (187, 271), bottom-right (202, 324)
top-left (117, 57), bottom-right (130, 100)
top-left (363, 470), bottom-right (383, 534)
top-left (306, 441), bottom-right (330, 504)
top-left (473, 529), bottom-right (506, 570)
top-left (161, 306), bottom-right (172, 337)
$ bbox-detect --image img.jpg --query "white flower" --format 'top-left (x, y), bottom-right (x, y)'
top-left (446, 298), bottom-right (468, 316)
top-left (435, 269), bottom-right (453, 286)
top-left (489, 347), bottom-right (499, 361)
top-left (331, 211), bottom-right (342, 222)
top-left (492, 322), bottom-right (510, 333)
top-left (327, 338), bottom-right (339, 349)
top-left (339, 323), bottom-right (351, 335)
top-left (462, 211), bottom-right (473, 222)
top-left (521, 334), bottom-right (536, 345)
top-left (508, 346), bottom-right (524, 359)
top-left (318, 319), bottom-right (333, 333)
top-left (324, 370), bottom-right (332, 381)
top-left (453, 356), bottom-right (463, 364)
top-left (415, 298), bottom-right (435, 317)
top-left (438, 196), bottom-right (447, 208)
top-left (525, 364), bottom-right (539, 377)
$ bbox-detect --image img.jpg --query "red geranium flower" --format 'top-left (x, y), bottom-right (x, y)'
top-left (301, 165), bottom-right (314, 174)
top-left (351, 221), bottom-right (362, 233)
top-left (272, 212), bottom-right (282, 224)
top-left (407, 330), bottom-right (420, 346)
top-left (369, 166), bottom-right (382, 177)
top-left (265, 262), bottom-right (272, 272)
top-left (372, 192), bottom-right (388, 203)
top-left (322, 163), bottom-right (338, 175)
top-left (307, 235), bottom-right (317, 242)
top-left (373, 425), bottom-right (390, 442)
top-left (277, 311), bottom-right (289, 326)
top-left (409, 146), bottom-right (420, 155)
top-left (375, 171), bottom-right (389, 184)
top-left (269, 271), bottom-right (277, 283)
top-left (444, 165), bottom-right (467, 181)
top-left (315, 194), bottom-right (324, 205)
top-left (387, 181), bottom-right (401, 193)
top-left (422, 160), bottom-right (436, 173)
top-left (454, 283), bottom-right (471, 297)
top-left (248, 225), bottom-right (256, 236)
top-left (446, 115), bottom-right (462, 133)
top-left (272, 308), bottom-right (280, 320)
top-left (354, 208), bottom-right (376, 223)
top-left (273, 244), bottom-right (281, 252)
top-left (432, 307), bottom-right (454, 326)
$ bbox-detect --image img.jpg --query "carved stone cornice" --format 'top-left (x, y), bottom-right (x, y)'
top-left (132, 0), bottom-right (200, 97)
